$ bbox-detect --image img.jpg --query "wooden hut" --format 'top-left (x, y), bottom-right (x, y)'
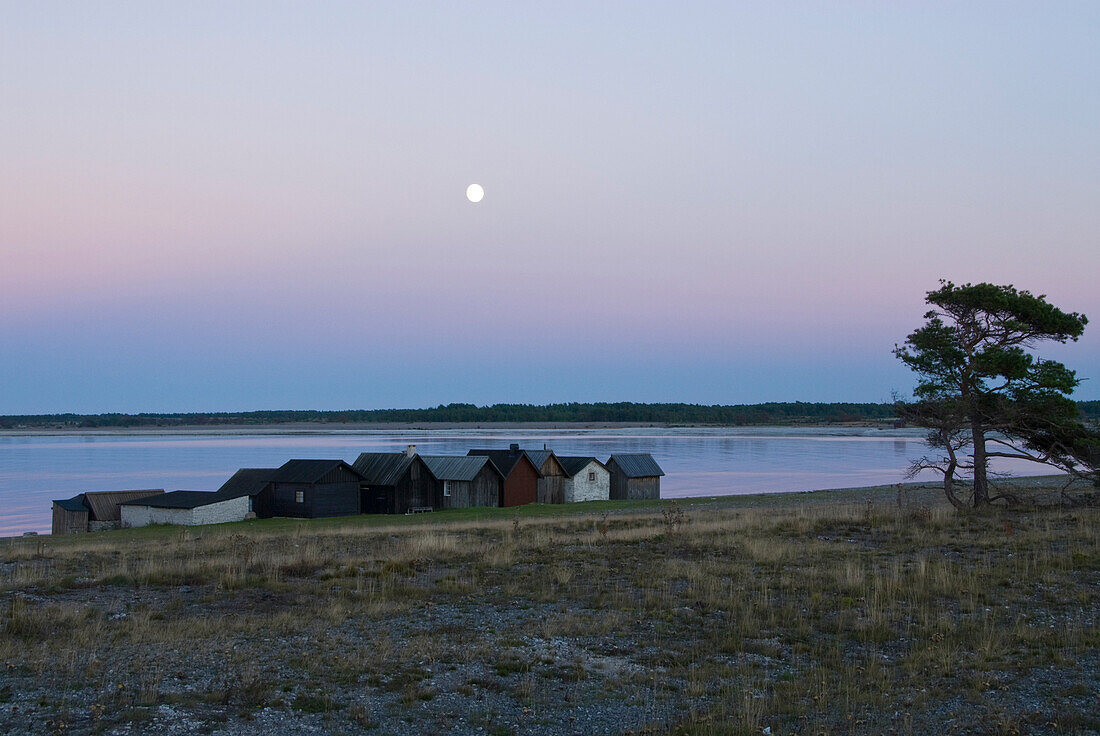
top-left (215, 468), bottom-right (277, 518)
top-left (267, 459), bottom-right (364, 518)
top-left (606, 454), bottom-right (665, 500)
top-left (467, 445), bottom-right (541, 507)
top-left (558, 456), bottom-right (610, 503)
top-left (421, 455), bottom-right (503, 509)
top-left (525, 449), bottom-right (568, 504)
top-left (51, 489), bottom-right (165, 535)
top-left (353, 446), bottom-right (440, 514)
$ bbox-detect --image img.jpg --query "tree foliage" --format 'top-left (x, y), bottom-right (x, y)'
top-left (895, 281), bottom-right (1097, 508)
top-left (1, 402), bottom-right (900, 429)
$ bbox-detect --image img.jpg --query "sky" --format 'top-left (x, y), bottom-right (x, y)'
top-left (1, 1), bottom-right (1098, 413)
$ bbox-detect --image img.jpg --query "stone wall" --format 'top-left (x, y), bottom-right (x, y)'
top-left (121, 496), bottom-right (250, 528)
top-left (565, 462), bottom-right (610, 503)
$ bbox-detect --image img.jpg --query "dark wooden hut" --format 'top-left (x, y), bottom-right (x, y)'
top-left (467, 445), bottom-right (541, 507)
top-left (267, 459), bottom-right (363, 518)
top-left (353, 446), bottom-right (440, 514)
top-left (51, 489), bottom-right (165, 535)
top-left (421, 455), bottom-right (503, 509)
top-left (216, 468), bottom-right (277, 518)
top-left (525, 449), bottom-right (568, 504)
top-left (606, 454), bottom-right (665, 500)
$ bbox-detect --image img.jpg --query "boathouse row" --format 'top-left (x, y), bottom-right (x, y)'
top-left (53, 447), bottom-right (664, 531)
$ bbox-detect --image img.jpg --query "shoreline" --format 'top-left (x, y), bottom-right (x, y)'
top-left (5, 474), bottom-right (1079, 540)
top-left (0, 420), bottom-right (898, 436)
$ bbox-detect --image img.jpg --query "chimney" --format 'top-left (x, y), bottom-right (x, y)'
top-left (405, 444), bottom-right (418, 457)
top-left (509, 443), bottom-right (520, 454)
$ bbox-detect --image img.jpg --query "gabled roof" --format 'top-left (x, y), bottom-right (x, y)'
top-left (53, 494), bottom-right (89, 513)
top-left (120, 490), bottom-right (232, 510)
top-left (557, 456), bottom-right (607, 477)
top-left (353, 453), bottom-right (415, 486)
top-left (271, 459), bottom-right (364, 484)
top-left (607, 454), bottom-right (665, 478)
top-left (81, 490), bottom-right (165, 521)
top-left (217, 468), bottom-right (276, 499)
top-left (467, 449), bottom-right (542, 478)
top-left (524, 450), bottom-right (555, 471)
top-left (421, 455), bottom-right (500, 482)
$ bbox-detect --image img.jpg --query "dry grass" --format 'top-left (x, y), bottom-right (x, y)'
top-left (0, 478), bottom-right (1097, 735)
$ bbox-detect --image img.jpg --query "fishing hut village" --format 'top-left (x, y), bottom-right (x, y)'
top-left (50, 445), bottom-right (665, 535)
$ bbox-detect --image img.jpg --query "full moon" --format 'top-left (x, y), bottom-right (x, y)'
top-left (465, 183), bottom-right (484, 203)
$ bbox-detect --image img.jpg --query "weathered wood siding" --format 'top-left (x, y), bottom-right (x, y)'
top-left (607, 459), bottom-right (662, 501)
top-left (626, 476), bottom-right (660, 500)
top-left (470, 465), bottom-right (502, 508)
top-left (392, 457), bottom-right (441, 513)
top-left (272, 481), bottom-right (360, 518)
top-left (51, 505), bottom-right (88, 535)
top-left (441, 464), bottom-right (502, 510)
top-left (502, 457), bottom-right (539, 507)
top-left (251, 486), bottom-right (275, 518)
top-left (360, 485), bottom-right (394, 515)
top-left (535, 456), bottom-right (567, 504)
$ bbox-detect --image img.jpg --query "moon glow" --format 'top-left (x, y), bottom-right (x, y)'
top-left (466, 183), bottom-right (484, 203)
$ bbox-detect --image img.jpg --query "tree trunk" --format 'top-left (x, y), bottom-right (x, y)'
top-left (971, 420), bottom-right (989, 507)
top-left (943, 459), bottom-right (965, 510)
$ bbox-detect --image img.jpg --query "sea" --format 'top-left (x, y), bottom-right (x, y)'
top-left (0, 426), bottom-right (1060, 535)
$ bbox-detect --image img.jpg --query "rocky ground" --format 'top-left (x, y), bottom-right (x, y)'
top-left (1, 477), bottom-right (1097, 735)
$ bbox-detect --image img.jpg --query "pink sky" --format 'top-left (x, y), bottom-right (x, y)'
top-left (1, 2), bottom-right (1098, 412)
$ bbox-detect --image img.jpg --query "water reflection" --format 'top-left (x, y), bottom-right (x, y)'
top-left (0, 427), bottom-right (1061, 535)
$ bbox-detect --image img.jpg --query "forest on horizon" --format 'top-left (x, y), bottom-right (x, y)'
top-left (3, 401), bottom-right (1099, 429)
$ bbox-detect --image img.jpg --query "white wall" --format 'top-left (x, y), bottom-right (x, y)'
top-left (564, 461), bottom-right (610, 502)
top-left (121, 496), bottom-right (250, 528)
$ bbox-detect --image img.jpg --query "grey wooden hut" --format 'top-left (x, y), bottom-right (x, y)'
top-left (267, 459), bottom-right (364, 518)
top-left (421, 455), bottom-right (503, 509)
top-left (606, 454), bottom-right (665, 500)
top-left (353, 446), bottom-right (440, 514)
top-left (525, 449), bottom-right (568, 504)
top-left (51, 489), bottom-right (165, 535)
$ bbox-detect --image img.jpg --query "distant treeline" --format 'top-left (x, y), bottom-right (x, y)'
top-left (2, 400), bottom-right (1098, 429)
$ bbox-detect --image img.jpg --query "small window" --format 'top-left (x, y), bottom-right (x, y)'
top-left (295, 491), bottom-right (304, 504)
top-left (443, 480), bottom-right (451, 497)
top-left (588, 472), bottom-right (596, 482)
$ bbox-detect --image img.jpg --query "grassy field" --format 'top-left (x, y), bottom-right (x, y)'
top-left (1, 478), bottom-right (1097, 735)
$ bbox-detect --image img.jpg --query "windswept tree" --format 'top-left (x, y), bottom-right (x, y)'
top-left (895, 281), bottom-right (1097, 508)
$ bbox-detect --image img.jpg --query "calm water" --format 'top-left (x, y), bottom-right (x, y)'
top-left (0, 427), bottom-right (1058, 535)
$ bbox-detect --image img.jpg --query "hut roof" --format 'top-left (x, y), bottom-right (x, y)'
top-left (607, 454), bottom-right (665, 478)
top-left (353, 453), bottom-right (414, 486)
top-left (53, 495), bottom-right (89, 513)
top-left (524, 450), bottom-right (555, 470)
top-left (557, 456), bottom-right (606, 477)
top-left (120, 490), bottom-right (228, 510)
top-left (271, 459), bottom-right (363, 484)
top-left (421, 455), bottom-right (498, 482)
top-left (467, 449), bottom-right (542, 478)
top-left (81, 490), bottom-right (165, 521)
top-left (217, 468), bottom-right (276, 498)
